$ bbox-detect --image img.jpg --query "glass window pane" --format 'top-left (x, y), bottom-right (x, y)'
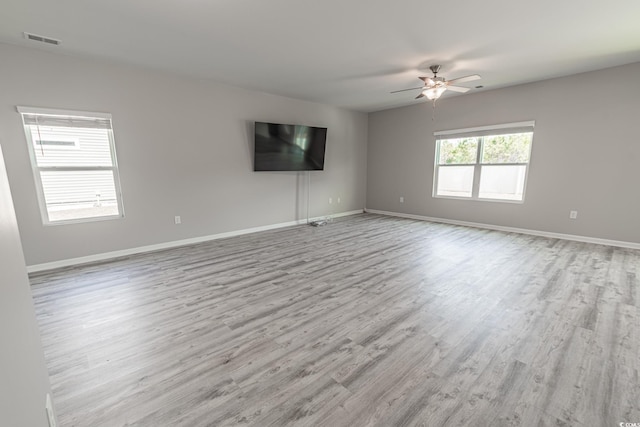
top-left (40, 170), bottom-right (120, 222)
top-left (436, 166), bottom-right (474, 197)
top-left (29, 125), bottom-right (114, 168)
top-left (478, 165), bottom-right (527, 201)
top-left (481, 133), bottom-right (532, 164)
top-left (438, 138), bottom-right (478, 164)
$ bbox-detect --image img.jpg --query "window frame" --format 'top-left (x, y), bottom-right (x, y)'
top-left (433, 121), bottom-right (534, 203)
top-left (17, 106), bottom-right (125, 225)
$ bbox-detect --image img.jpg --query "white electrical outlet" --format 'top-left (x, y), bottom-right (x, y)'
top-left (328, 197), bottom-right (332, 204)
top-left (569, 210), bottom-right (578, 219)
top-left (174, 215), bottom-right (181, 224)
top-left (400, 196), bottom-right (404, 203)
top-left (337, 196), bottom-right (341, 204)
top-left (46, 393), bottom-right (57, 427)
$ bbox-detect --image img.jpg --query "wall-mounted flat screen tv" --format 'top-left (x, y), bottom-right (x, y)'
top-left (254, 121), bottom-right (327, 171)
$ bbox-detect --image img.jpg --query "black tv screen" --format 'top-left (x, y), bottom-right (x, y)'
top-left (254, 121), bottom-right (327, 171)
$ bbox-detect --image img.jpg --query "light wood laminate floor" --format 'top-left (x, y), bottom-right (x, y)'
top-left (31, 214), bottom-right (640, 426)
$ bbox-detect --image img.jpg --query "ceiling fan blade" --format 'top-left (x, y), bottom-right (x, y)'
top-left (419, 77), bottom-right (435, 85)
top-left (390, 86), bottom-right (424, 94)
top-left (446, 74), bottom-right (481, 85)
top-left (415, 93), bottom-right (425, 99)
top-left (446, 85), bottom-right (471, 93)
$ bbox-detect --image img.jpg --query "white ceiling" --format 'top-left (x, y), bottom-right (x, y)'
top-left (2, 0), bottom-right (639, 112)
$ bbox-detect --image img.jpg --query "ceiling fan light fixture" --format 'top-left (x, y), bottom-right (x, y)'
top-left (424, 86), bottom-right (447, 100)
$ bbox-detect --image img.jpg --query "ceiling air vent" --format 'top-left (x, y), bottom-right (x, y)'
top-left (23, 32), bottom-right (61, 46)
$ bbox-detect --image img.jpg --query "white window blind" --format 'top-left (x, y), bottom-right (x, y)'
top-left (17, 106), bottom-right (125, 224)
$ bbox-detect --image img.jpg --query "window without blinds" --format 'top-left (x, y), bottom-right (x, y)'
top-left (18, 107), bottom-right (124, 224)
top-left (433, 122), bottom-right (534, 202)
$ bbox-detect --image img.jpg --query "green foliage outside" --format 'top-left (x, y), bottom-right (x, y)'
top-left (438, 138), bottom-right (478, 164)
top-left (438, 133), bottom-right (532, 165)
top-left (481, 133), bottom-right (532, 163)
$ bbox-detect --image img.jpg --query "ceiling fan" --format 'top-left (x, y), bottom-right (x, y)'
top-left (391, 65), bottom-right (481, 101)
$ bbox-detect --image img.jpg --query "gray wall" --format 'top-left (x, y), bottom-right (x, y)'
top-left (0, 146), bottom-right (52, 427)
top-left (367, 62), bottom-right (640, 243)
top-left (0, 43), bottom-right (368, 266)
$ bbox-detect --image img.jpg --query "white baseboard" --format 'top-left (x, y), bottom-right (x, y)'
top-left (365, 208), bottom-right (640, 250)
top-left (27, 209), bottom-right (364, 273)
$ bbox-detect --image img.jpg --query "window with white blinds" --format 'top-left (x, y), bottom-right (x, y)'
top-left (18, 107), bottom-right (124, 224)
top-left (433, 121), bottom-right (534, 202)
